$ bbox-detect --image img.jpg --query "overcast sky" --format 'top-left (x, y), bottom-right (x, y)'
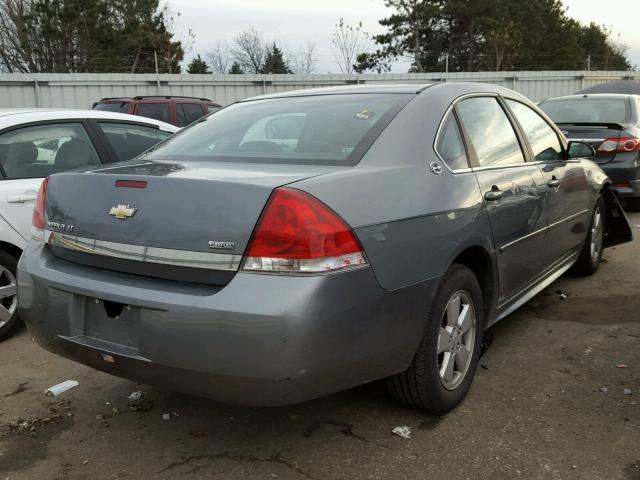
top-left (172, 0), bottom-right (640, 73)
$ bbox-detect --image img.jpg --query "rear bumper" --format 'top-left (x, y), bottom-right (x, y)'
top-left (600, 161), bottom-right (640, 198)
top-left (18, 241), bottom-right (438, 406)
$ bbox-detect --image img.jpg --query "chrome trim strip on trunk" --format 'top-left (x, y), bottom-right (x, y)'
top-left (46, 231), bottom-right (242, 272)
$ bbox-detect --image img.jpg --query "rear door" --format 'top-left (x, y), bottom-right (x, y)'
top-left (134, 102), bottom-right (172, 125)
top-left (0, 122), bottom-right (102, 242)
top-left (176, 103), bottom-right (207, 127)
top-left (505, 99), bottom-right (589, 264)
top-left (90, 121), bottom-right (174, 162)
top-left (456, 96), bottom-right (548, 303)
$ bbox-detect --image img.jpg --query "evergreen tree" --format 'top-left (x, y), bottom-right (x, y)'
top-left (260, 43), bottom-right (292, 74)
top-left (228, 62), bottom-right (244, 74)
top-left (186, 54), bottom-right (210, 73)
top-left (0, 0), bottom-right (185, 73)
top-left (355, 0), bottom-right (632, 72)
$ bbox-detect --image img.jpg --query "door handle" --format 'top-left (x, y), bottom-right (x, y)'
top-left (547, 178), bottom-right (560, 189)
top-left (484, 188), bottom-right (504, 201)
top-left (7, 194), bottom-right (37, 203)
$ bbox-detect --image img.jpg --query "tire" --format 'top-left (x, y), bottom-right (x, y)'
top-left (0, 250), bottom-right (21, 342)
top-left (386, 264), bottom-right (485, 414)
top-left (573, 196), bottom-right (606, 276)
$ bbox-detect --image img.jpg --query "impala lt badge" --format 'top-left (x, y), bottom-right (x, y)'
top-left (109, 204), bottom-right (137, 219)
top-left (208, 240), bottom-right (235, 250)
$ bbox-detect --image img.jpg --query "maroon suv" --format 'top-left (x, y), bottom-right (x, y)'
top-left (92, 96), bottom-right (222, 127)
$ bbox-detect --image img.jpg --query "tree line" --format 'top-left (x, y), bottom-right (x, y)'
top-left (0, 0), bottom-right (633, 74)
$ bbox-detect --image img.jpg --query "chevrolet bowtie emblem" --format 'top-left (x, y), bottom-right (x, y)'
top-left (109, 204), bottom-right (137, 219)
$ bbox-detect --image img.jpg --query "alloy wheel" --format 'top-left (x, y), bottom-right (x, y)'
top-left (590, 206), bottom-right (603, 264)
top-left (0, 265), bottom-right (17, 328)
top-left (437, 290), bottom-right (476, 390)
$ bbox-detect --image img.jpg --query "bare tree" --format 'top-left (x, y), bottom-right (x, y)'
top-left (206, 41), bottom-right (231, 74)
top-left (0, 0), bottom-right (34, 73)
top-left (231, 28), bottom-right (266, 74)
top-left (289, 41), bottom-right (317, 74)
top-left (332, 18), bottom-right (369, 74)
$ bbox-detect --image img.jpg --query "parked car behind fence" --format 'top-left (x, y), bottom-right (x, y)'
top-left (92, 96), bottom-right (222, 127)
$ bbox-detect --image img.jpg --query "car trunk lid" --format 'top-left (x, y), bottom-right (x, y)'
top-left (44, 161), bottom-right (342, 285)
top-left (556, 122), bottom-right (626, 164)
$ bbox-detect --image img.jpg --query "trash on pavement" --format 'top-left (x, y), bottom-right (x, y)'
top-left (128, 391), bottom-right (143, 402)
top-left (616, 364), bottom-right (628, 369)
top-left (392, 426), bottom-right (412, 439)
top-left (162, 413), bottom-right (171, 420)
top-left (599, 387), bottom-right (609, 394)
top-left (623, 389), bottom-right (632, 395)
top-left (556, 290), bottom-right (567, 300)
top-left (44, 380), bottom-right (79, 397)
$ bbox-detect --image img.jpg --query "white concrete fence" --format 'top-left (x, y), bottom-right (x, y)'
top-left (0, 70), bottom-right (638, 108)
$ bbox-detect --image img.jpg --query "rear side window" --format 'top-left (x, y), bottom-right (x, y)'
top-left (94, 101), bottom-right (129, 113)
top-left (97, 123), bottom-right (172, 161)
top-left (177, 103), bottom-right (206, 127)
top-left (456, 97), bottom-right (525, 167)
top-left (143, 94), bottom-right (413, 166)
top-left (540, 98), bottom-right (631, 123)
top-left (436, 113), bottom-right (468, 170)
top-left (207, 105), bottom-right (221, 113)
top-left (136, 103), bottom-right (171, 123)
top-left (506, 100), bottom-right (563, 161)
top-left (0, 123), bottom-right (100, 179)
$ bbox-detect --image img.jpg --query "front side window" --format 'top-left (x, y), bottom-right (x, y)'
top-left (456, 97), bottom-right (525, 167)
top-left (177, 103), bottom-right (206, 127)
top-left (136, 103), bottom-right (171, 123)
top-left (142, 94), bottom-right (412, 166)
top-left (0, 123), bottom-right (100, 179)
top-left (97, 123), bottom-right (172, 161)
top-left (506, 100), bottom-right (563, 161)
top-left (436, 113), bottom-right (468, 170)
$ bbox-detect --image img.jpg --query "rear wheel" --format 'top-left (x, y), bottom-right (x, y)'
top-left (0, 250), bottom-right (20, 342)
top-left (573, 197), bottom-right (605, 276)
top-left (386, 264), bottom-right (485, 414)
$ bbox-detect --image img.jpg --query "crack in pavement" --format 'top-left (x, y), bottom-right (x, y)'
top-left (158, 450), bottom-right (316, 479)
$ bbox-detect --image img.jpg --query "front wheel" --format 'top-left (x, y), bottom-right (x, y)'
top-left (573, 197), bottom-right (605, 276)
top-left (386, 264), bottom-right (485, 414)
top-left (0, 250), bottom-right (20, 341)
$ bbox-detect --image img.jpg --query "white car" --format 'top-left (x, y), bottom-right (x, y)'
top-left (0, 109), bottom-right (177, 340)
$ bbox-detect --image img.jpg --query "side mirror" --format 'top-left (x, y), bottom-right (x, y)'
top-left (567, 141), bottom-right (596, 159)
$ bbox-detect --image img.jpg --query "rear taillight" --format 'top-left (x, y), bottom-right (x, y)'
top-left (597, 137), bottom-right (640, 155)
top-left (243, 187), bottom-right (367, 273)
top-left (31, 177), bottom-right (49, 241)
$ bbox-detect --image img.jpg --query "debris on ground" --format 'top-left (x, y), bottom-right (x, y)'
top-left (623, 389), bottom-right (632, 395)
top-left (303, 419), bottom-right (354, 438)
top-left (392, 426), bottom-right (412, 439)
top-left (616, 364), bottom-right (628, 369)
top-left (480, 330), bottom-right (494, 357)
top-left (44, 380), bottom-right (79, 397)
top-left (481, 364), bottom-right (489, 370)
top-left (556, 290), bottom-right (567, 300)
top-left (162, 413), bottom-right (171, 420)
top-left (599, 387), bottom-right (609, 394)
top-left (95, 414), bottom-right (104, 420)
top-left (128, 391), bottom-right (143, 402)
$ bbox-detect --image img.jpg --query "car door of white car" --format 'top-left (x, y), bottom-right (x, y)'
top-left (0, 122), bottom-right (101, 243)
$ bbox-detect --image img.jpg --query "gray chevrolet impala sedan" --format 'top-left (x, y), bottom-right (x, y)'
top-left (18, 83), bottom-right (632, 414)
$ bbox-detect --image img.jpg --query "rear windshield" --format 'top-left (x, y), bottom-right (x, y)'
top-left (143, 94), bottom-right (413, 166)
top-left (94, 101), bottom-right (129, 114)
top-left (540, 98), bottom-right (630, 123)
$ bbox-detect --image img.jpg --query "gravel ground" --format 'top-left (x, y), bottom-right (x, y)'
top-left (1, 213), bottom-right (638, 480)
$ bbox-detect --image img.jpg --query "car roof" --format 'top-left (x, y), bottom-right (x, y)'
top-left (541, 93), bottom-right (635, 102)
top-left (243, 84), bottom-right (434, 101)
top-left (0, 108), bottom-right (179, 132)
top-left (575, 80), bottom-right (640, 95)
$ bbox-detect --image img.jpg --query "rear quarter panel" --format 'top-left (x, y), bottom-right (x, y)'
top-left (293, 85), bottom-right (496, 291)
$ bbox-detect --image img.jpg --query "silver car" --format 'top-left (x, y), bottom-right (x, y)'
top-left (18, 83), bottom-right (632, 414)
